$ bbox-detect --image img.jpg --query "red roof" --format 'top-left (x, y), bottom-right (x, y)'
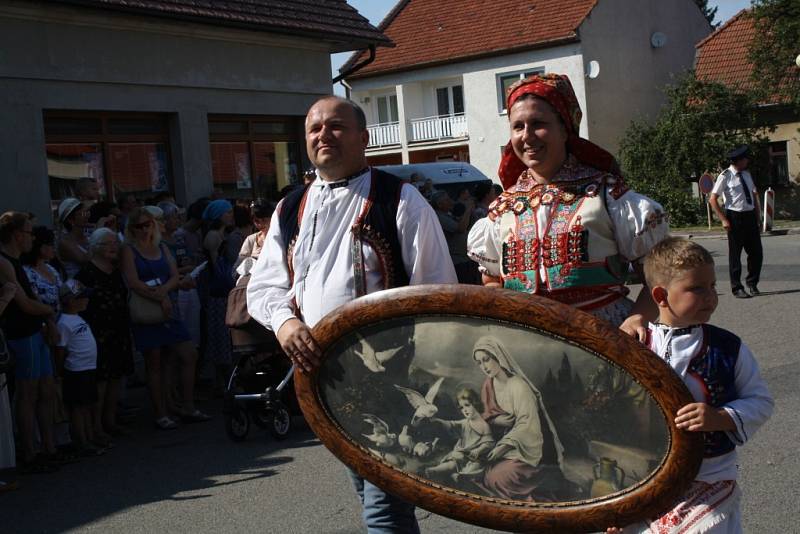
top-left (343, 0), bottom-right (597, 80)
top-left (47, 0), bottom-right (391, 50)
top-left (695, 9), bottom-right (757, 90)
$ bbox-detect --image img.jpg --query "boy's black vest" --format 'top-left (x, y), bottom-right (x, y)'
top-left (277, 168), bottom-right (410, 290)
top-left (690, 324), bottom-right (742, 458)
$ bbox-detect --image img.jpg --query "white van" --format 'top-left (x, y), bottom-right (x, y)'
top-left (376, 162), bottom-right (494, 198)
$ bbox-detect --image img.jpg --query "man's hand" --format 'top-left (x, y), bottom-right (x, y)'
top-left (619, 313), bottom-right (647, 343)
top-left (277, 318), bottom-right (322, 373)
top-left (721, 218), bottom-right (731, 231)
top-left (675, 402), bottom-right (735, 432)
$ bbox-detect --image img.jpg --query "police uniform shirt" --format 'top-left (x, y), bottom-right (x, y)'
top-left (712, 165), bottom-right (756, 212)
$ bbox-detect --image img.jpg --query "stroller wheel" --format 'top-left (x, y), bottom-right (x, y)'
top-left (268, 403), bottom-right (291, 440)
top-left (225, 407), bottom-right (250, 442)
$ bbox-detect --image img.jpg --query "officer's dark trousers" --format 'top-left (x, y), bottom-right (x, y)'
top-left (726, 209), bottom-right (763, 291)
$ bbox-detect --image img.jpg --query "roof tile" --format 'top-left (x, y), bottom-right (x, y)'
top-left (47, 0), bottom-right (390, 46)
top-left (344, 0), bottom-right (597, 79)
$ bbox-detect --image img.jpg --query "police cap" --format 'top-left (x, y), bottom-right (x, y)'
top-left (726, 144), bottom-right (750, 162)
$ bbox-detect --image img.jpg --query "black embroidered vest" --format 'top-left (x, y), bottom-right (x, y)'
top-left (277, 168), bottom-right (410, 290)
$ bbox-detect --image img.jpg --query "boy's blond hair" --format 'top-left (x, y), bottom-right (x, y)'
top-left (643, 237), bottom-right (714, 288)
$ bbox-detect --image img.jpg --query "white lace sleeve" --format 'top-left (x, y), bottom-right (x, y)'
top-left (467, 217), bottom-right (501, 277)
top-left (607, 190), bottom-right (669, 262)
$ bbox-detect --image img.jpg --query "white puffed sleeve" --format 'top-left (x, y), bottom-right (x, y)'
top-left (467, 217), bottom-right (502, 277)
top-left (607, 190), bottom-right (669, 262)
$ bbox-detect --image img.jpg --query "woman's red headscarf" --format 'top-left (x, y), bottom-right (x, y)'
top-left (497, 73), bottom-right (619, 189)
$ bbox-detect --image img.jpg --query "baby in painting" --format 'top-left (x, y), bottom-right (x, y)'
top-left (424, 388), bottom-right (495, 481)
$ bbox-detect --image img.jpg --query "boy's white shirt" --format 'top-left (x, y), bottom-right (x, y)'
top-left (56, 313), bottom-right (98, 372)
top-left (648, 322), bottom-right (773, 483)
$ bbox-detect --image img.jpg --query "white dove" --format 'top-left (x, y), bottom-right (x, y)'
top-left (362, 413), bottom-right (396, 448)
top-left (413, 437), bottom-right (440, 458)
top-left (394, 377), bottom-right (445, 426)
top-left (398, 425), bottom-right (415, 453)
top-left (353, 334), bottom-right (403, 373)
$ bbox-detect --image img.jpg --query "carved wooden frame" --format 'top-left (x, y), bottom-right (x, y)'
top-left (295, 285), bottom-right (703, 532)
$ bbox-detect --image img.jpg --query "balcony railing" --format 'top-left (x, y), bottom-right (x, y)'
top-left (367, 121), bottom-right (400, 148)
top-left (410, 113), bottom-right (468, 143)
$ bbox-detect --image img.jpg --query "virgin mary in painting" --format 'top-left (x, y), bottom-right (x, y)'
top-left (472, 335), bottom-right (571, 501)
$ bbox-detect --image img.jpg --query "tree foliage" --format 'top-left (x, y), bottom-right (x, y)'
top-left (618, 74), bottom-right (773, 227)
top-left (749, 0), bottom-right (800, 110)
top-left (693, 0), bottom-right (718, 27)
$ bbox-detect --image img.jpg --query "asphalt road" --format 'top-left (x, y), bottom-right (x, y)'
top-left (4, 233), bottom-right (799, 533)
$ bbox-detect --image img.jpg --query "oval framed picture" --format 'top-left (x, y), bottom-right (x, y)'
top-left (296, 285), bottom-right (703, 532)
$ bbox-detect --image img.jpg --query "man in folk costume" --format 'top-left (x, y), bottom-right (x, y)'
top-left (247, 95), bottom-right (456, 533)
top-left (468, 74), bottom-right (669, 337)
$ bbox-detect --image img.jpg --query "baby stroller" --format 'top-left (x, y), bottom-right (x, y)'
top-left (224, 275), bottom-right (299, 442)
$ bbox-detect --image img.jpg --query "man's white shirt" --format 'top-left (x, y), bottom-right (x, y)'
top-left (712, 165), bottom-right (756, 212)
top-left (247, 169), bottom-right (457, 332)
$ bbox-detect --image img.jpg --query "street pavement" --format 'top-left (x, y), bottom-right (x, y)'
top-left (4, 233), bottom-right (799, 533)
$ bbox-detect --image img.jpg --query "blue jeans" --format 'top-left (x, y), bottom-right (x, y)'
top-left (348, 469), bottom-right (420, 534)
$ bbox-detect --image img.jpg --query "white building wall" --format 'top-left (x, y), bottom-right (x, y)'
top-left (578, 0), bottom-right (711, 155)
top-left (350, 44), bottom-right (585, 182)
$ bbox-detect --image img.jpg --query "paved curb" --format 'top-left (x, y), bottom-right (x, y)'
top-left (672, 226), bottom-right (800, 240)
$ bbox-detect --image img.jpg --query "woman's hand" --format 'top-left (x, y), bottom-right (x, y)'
top-left (619, 313), bottom-right (647, 343)
top-left (487, 444), bottom-right (511, 462)
top-left (160, 297), bottom-right (173, 319)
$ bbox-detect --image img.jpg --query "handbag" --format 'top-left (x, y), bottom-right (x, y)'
top-left (128, 244), bottom-right (169, 325)
top-left (225, 274), bottom-right (251, 328)
top-left (128, 291), bottom-right (167, 324)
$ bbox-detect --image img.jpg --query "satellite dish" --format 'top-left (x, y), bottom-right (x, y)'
top-left (586, 60), bottom-right (600, 79)
top-left (651, 32), bottom-right (667, 48)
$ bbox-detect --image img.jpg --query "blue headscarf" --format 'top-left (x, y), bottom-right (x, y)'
top-left (202, 199), bottom-right (232, 222)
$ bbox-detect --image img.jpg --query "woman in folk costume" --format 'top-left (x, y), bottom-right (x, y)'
top-left (472, 335), bottom-right (569, 501)
top-left (468, 74), bottom-right (668, 333)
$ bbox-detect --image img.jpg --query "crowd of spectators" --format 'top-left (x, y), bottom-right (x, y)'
top-left (0, 172), bottom-right (496, 493)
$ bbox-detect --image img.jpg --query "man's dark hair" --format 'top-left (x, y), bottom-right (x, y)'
top-left (473, 182), bottom-right (492, 202)
top-left (89, 201), bottom-right (117, 224)
top-left (250, 199), bottom-right (276, 220)
top-left (492, 184), bottom-right (504, 196)
top-left (21, 226), bottom-right (55, 265)
top-left (187, 197), bottom-right (210, 222)
top-left (0, 211), bottom-right (30, 244)
top-left (311, 95), bottom-right (367, 131)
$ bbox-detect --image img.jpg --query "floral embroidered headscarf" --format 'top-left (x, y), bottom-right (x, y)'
top-left (498, 73), bottom-right (619, 189)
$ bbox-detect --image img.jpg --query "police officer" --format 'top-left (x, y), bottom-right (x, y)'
top-left (709, 145), bottom-right (763, 298)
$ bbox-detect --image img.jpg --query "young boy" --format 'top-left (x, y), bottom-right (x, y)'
top-left (609, 237), bottom-right (773, 533)
top-left (55, 279), bottom-right (105, 456)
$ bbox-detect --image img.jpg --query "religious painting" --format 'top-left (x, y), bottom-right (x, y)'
top-left (296, 286), bottom-right (703, 532)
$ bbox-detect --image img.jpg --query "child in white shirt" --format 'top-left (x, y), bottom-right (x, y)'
top-left (55, 279), bottom-right (103, 455)
top-left (608, 237), bottom-right (773, 534)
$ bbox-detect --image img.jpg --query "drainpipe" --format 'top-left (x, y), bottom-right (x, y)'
top-left (332, 45), bottom-right (376, 86)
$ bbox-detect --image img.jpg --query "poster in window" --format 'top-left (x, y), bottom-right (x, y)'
top-left (236, 153), bottom-right (252, 190)
top-left (296, 285), bottom-right (703, 532)
top-left (149, 149), bottom-right (168, 192)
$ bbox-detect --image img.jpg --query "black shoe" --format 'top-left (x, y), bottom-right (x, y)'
top-left (733, 288), bottom-right (751, 299)
top-left (748, 285), bottom-right (760, 295)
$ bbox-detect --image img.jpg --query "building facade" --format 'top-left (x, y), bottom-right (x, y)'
top-left (343, 0), bottom-right (710, 181)
top-left (0, 0), bottom-right (388, 222)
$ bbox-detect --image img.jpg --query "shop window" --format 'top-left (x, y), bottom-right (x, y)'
top-left (43, 111), bottom-right (172, 203)
top-left (209, 116), bottom-right (303, 200)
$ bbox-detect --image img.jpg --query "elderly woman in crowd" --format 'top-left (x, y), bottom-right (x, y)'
top-left (468, 74), bottom-right (668, 334)
top-left (199, 199), bottom-right (234, 392)
top-left (120, 207), bottom-right (208, 430)
top-left (75, 228), bottom-right (135, 437)
top-left (57, 198), bottom-right (91, 279)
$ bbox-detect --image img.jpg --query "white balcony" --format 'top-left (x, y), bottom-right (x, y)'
top-left (367, 121), bottom-right (400, 148)
top-left (410, 114), bottom-right (468, 143)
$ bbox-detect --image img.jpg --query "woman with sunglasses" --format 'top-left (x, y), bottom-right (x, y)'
top-left (120, 207), bottom-right (209, 430)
